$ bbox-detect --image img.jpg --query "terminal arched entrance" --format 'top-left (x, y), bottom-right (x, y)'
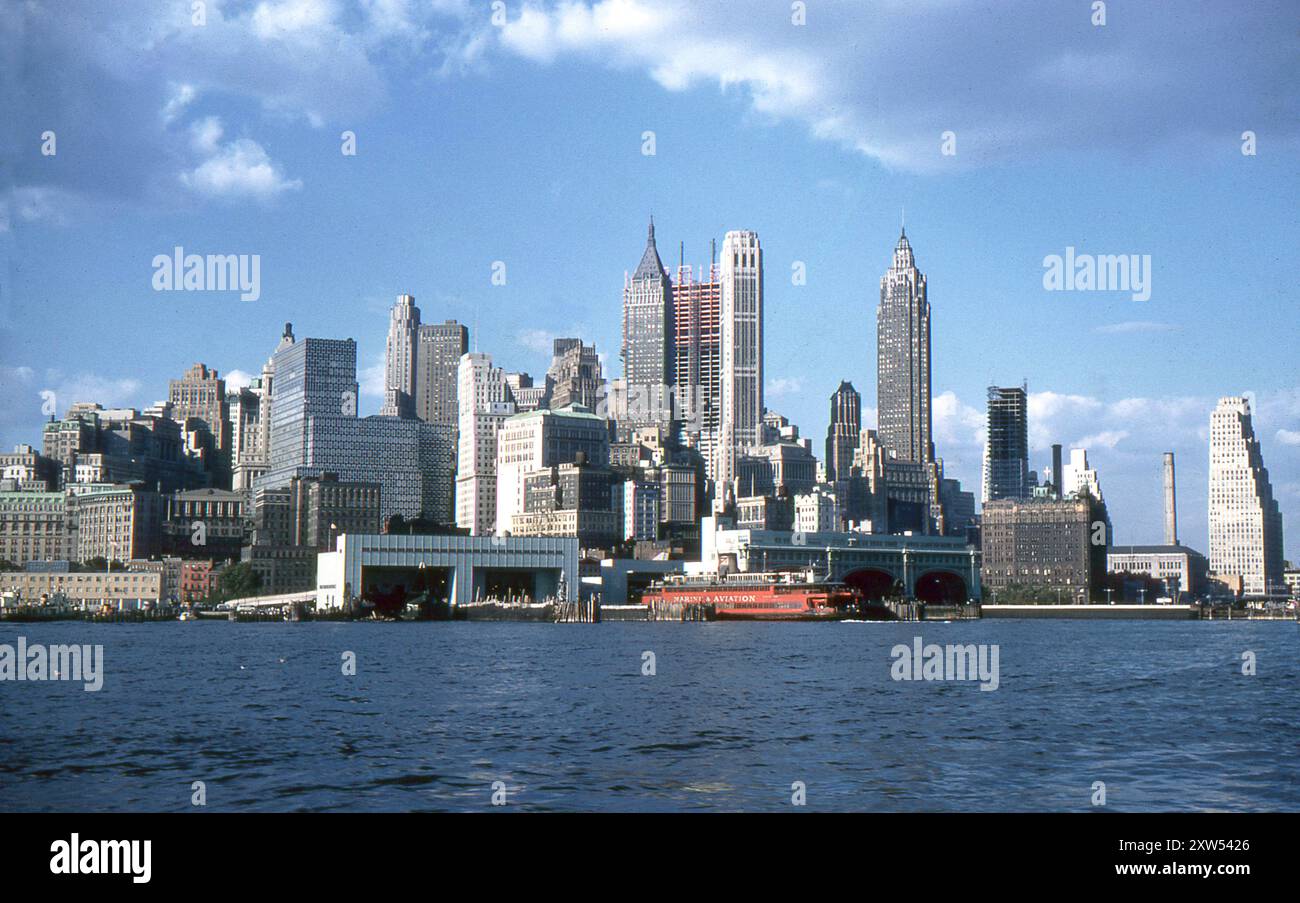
top-left (915, 570), bottom-right (967, 604)
top-left (843, 568), bottom-right (899, 602)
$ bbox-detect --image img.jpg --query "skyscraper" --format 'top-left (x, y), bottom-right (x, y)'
top-left (1208, 396), bottom-right (1285, 596)
top-left (982, 385), bottom-right (1029, 502)
top-left (716, 229), bottom-right (764, 489)
top-left (671, 254), bottom-right (722, 472)
top-left (168, 363), bottom-right (231, 484)
top-left (456, 352), bottom-right (515, 535)
top-left (380, 294), bottom-right (420, 417)
top-left (546, 338), bottom-right (604, 411)
top-left (258, 334), bottom-right (454, 522)
top-left (494, 406), bottom-right (610, 536)
top-left (415, 319), bottom-right (469, 427)
top-left (1062, 447), bottom-right (1104, 502)
top-left (876, 227), bottom-right (932, 465)
top-left (622, 217), bottom-right (673, 425)
top-left (264, 337), bottom-right (360, 482)
top-left (825, 381), bottom-right (861, 482)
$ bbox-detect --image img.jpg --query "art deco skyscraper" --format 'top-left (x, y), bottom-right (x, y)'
top-left (621, 218), bottom-right (674, 424)
top-left (876, 227), bottom-right (932, 464)
top-left (825, 381), bottom-right (861, 482)
top-left (1208, 396), bottom-right (1285, 596)
top-left (546, 338), bottom-right (604, 411)
top-left (381, 293), bottom-right (420, 417)
top-left (716, 229), bottom-right (764, 489)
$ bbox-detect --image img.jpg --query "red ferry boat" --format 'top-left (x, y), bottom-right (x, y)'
top-left (643, 569), bottom-right (881, 621)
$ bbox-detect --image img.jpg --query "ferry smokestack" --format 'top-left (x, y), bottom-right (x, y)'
top-left (1163, 452), bottom-right (1178, 545)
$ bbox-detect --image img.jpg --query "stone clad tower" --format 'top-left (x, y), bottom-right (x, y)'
top-left (1208, 396), bottom-right (1284, 596)
top-left (876, 227), bottom-right (932, 465)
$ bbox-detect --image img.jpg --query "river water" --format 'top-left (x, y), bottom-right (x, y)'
top-left (1, 619), bottom-right (1295, 811)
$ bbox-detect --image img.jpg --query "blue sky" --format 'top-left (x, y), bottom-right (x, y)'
top-left (2, 0), bottom-right (1298, 558)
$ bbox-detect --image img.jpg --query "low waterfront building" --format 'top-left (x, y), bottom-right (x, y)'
top-left (0, 569), bottom-right (161, 608)
top-left (127, 556), bottom-right (184, 603)
top-left (1282, 569), bottom-right (1300, 600)
top-left (315, 533), bottom-right (579, 609)
top-left (1107, 544), bottom-right (1209, 598)
top-left (698, 517), bottom-right (980, 603)
top-left (241, 543), bottom-right (316, 596)
top-left (180, 559), bottom-right (225, 603)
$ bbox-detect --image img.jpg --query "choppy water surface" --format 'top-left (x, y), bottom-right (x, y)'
top-left (1, 620), bottom-right (1296, 811)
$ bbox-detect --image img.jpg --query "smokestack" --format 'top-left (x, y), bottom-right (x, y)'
top-left (1163, 452), bottom-right (1178, 545)
top-left (1051, 444), bottom-right (1063, 498)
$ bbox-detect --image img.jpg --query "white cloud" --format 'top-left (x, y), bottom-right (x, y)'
top-left (188, 116), bottom-right (225, 155)
top-left (517, 328), bottom-right (558, 356)
top-left (490, 0), bottom-right (1299, 172)
top-left (0, 185), bottom-right (82, 231)
top-left (180, 126), bottom-right (303, 201)
top-left (161, 82), bottom-right (197, 123)
top-left (766, 377), bottom-right (804, 396)
top-left (933, 390), bottom-right (985, 448)
top-left (1276, 429), bottom-right (1300, 447)
top-left (224, 369), bottom-right (256, 392)
top-left (251, 0), bottom-right (340, 41)
top-left (1075, 430), bottom-right (1129, 451)
top-left (359, 353), bottom-right (387, 399)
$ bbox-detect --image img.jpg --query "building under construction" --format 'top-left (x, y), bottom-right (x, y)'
top-left (672, 246), bottom-right (722, 476)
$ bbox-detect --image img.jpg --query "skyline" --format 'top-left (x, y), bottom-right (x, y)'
top-left (2, 0), bottom-right (1298, 559)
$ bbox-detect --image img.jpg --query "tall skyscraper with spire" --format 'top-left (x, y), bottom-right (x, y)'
top-left (622, 217), bottom-right (674, 425)
top-left (381, 293), bottom-right (420, 418)
top-left (876, 227), bottom-right (932, 465)
top-left (825, 381), bottom-right (861, 482)
top-left (716, 229), bottom-right (764, 489)
top-left (1208, 396), bottom-right (1285, 596)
